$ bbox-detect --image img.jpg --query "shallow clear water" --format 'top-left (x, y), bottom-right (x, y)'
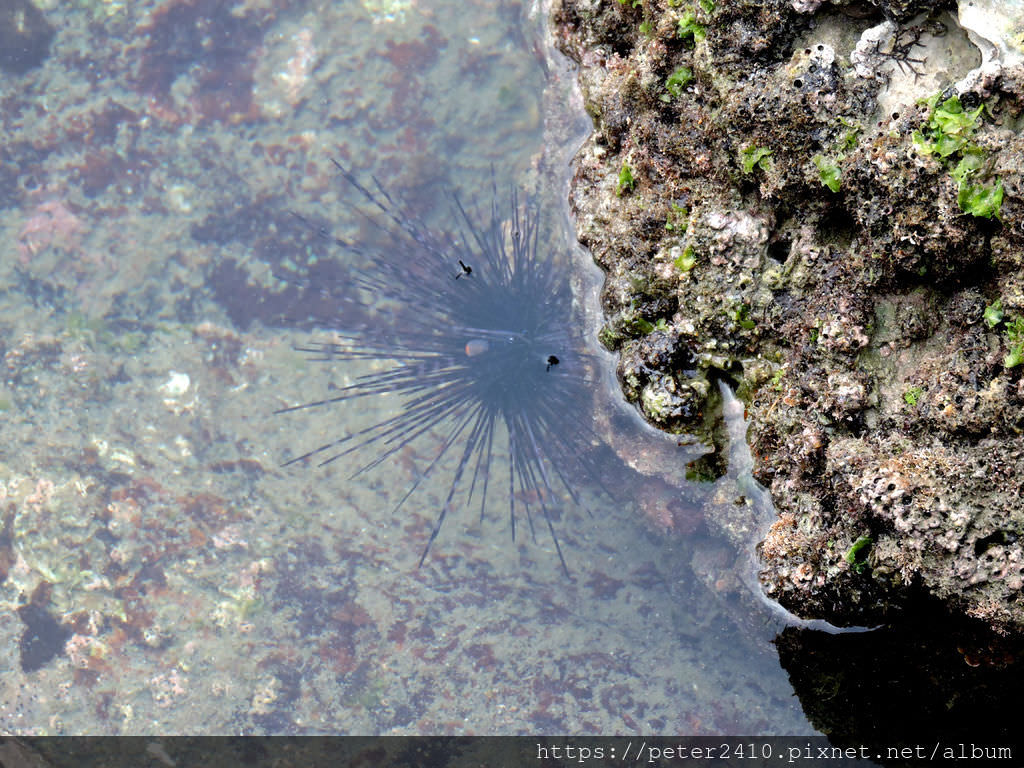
top-left (0, 0), bottom-right (838, 736)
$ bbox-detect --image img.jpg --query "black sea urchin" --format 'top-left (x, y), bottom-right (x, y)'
top-left (279, 162), bottom-right (600, 573)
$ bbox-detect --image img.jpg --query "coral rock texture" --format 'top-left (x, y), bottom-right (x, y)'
top-left (552, 0), bottom-right (1024, 632)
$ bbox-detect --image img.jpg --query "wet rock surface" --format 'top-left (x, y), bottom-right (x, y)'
top-left (552, 0), bottom-right (1024, 632)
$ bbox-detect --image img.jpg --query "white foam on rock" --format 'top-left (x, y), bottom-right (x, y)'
top-left (718, 381), bottom-right (878, 634)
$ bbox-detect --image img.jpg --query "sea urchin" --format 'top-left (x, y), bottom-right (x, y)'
top-left (278, 162), bottom-right (601, 574)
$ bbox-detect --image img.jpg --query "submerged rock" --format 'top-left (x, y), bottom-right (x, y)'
top-left (552, 0), bottom-right (1024, 633)
top-left (0, 0), bottom-right (54, 75)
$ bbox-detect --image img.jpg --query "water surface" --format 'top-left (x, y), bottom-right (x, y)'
top-left (0, 0), bottom-right (818, 735)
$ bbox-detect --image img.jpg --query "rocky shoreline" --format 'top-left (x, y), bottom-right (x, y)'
top-left (551, 0), bottom-right (1024, 633)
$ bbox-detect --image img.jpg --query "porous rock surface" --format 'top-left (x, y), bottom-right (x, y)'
top-left (551, 0), bottom-right (1024, 632)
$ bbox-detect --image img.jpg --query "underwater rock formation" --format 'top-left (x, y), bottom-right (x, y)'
top-left (0, 0), bottom-right (54, 75)
top-left (551, 0), bottom-right (1024, 633)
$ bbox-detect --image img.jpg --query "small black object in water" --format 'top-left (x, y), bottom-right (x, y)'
top-left (279, 163), bottom-right (601, 574)
top-left (18, 602), bottom-right (71, 673)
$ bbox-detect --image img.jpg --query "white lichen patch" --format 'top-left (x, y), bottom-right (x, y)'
top-left (853, 2), bottom-right (1024, 121)
top-left (957, 0), bottom-right (1024, 93)
top-left (959, 0), bottom-right (1024, 69)
top-left (851, 20), bottom-right (897, 79)
top-left (793, 11), bottom-right (873, 63)
top-left (853, 13), bottom-right (980, 123)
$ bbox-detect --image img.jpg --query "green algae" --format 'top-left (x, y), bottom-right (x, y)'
top-left (663, 66), bottom-right (694, 100)
top-left (740, 145), bottom-right (772, 174)
top-left (617, 162), bottom-right (637, 195)
top-left (913, 93), bottom-right (1003, 218)
top-left (812, 154), bottom-right (842, 193)
top-left (845, 536), bottom-right (873, 574)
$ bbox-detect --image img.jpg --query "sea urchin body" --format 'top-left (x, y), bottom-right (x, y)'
top-left (279, 163), bottom-right (600, 574)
